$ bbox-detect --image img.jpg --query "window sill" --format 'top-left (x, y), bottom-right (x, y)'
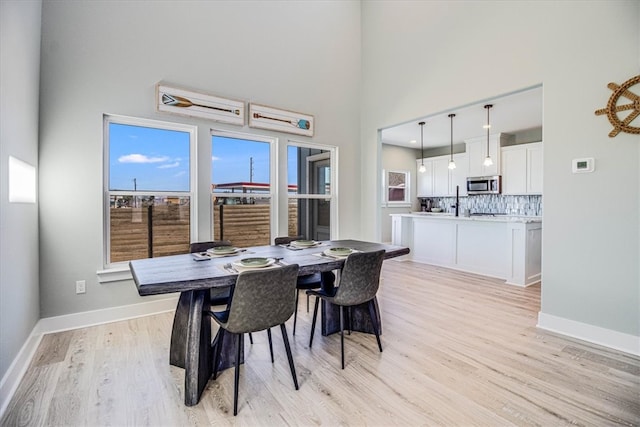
top-left (382, 203), bottom-right (412, 208)
top-left (97, 265), bottom-right (132, 283)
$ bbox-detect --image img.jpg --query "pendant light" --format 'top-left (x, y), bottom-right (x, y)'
top-left (483, 104), bottom-right (494, 167)
top-left (418, 121), bottom-right (426, 173)
top-left (447, 113), bottom-right (456, 170)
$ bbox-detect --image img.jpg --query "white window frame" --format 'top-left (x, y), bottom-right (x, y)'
top-left (382, 169), bottom-right (411, 207)
top-left (210, 128), bottom-right (278, 242)
top-left (101, 114), bottom-right (198, 274)
top-left (286, 139), bottom-right (338, 239)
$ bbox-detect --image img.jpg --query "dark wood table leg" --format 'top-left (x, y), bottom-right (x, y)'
top-left (184, 289), bottom-right (211, 407)
top-left (169, 292), bottom-right (191, 369)
top-left (321, 296), bottom-right (382, 337)
top-left (211, 328), bottom-right (244, 372)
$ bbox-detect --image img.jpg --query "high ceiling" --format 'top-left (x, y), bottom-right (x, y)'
top-left (381, 86), bottom-right (543, 149)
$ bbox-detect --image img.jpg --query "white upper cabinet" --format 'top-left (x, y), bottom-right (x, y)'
top-left (465, 134), bottom-right (507, 177)
top-left (416, 158), bottom-right (434, 197)
top-left (432, 157), bottom-right (450, 196)
top-left (416, 153), bottom-right (469, 197)
top-left (501, 142), bottom-right (543, 195)
top-left (450, 153), bottom-right (469, 196)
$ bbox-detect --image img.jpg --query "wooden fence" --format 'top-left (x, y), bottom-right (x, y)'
top-left (110, 202), bottom-right (298, 262)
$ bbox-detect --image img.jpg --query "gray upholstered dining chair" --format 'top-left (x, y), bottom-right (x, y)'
top-left (307, 249), bottom-right (385, 369)
top-left (208, 263), bottom-right (300, 416)
top-left (274, 236), bottom-right (334, 335)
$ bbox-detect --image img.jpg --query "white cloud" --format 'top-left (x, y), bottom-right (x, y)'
top-left (118, 153), bottom-right (169, 163)
top-left (212, 156), bottom-right (220, 161)
top-left (158, 162), bottom-right (180, 169)
top-left (174, 171), bottom-right (187, 177)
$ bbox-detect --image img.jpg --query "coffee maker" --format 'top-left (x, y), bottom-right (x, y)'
top-left (420, 198), bottom-right (432, 212)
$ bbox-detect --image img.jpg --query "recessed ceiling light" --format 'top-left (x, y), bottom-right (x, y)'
top-left (410, 139), bottom-right (417, 144)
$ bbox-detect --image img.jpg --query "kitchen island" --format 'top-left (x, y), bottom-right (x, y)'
top-left (390, 213), bottom-right (542, 286)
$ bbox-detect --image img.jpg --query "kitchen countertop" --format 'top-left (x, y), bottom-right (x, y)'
top-left (391, 212), bottom-right (542, 223)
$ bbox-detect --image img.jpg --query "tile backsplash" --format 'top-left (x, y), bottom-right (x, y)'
top-left (423, 194), bottom-right (542, 216)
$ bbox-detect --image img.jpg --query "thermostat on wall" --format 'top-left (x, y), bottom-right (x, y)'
top-left (572, 157), bottom-right (595, 173)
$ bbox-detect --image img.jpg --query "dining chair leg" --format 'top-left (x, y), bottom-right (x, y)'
top-left (347, 306), bottom-right (352, 335)
top-left (368, 300), bottom-right (383, 352)
top-left (212, 329), bottom-right (225, 380)
top-left (309, 296), bottom-right (320, 348)
top-left (293, 289), bottom-right (300, 335)
top-left (233, 333), bottom-right (243, 416)
top-left (267, 328), bottom-right (274, 363)
top-left (306, 294), bottom-right (310, 312)
top-left (280, 323), bottom-right (299, 390)
top-left (248, 332), bottom-right (253, 344)
top-left (340, 305), bottom-right (345, 369)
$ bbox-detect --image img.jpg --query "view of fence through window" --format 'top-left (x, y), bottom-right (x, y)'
top-left (106, 119), bottom-right (193, 264)
top-left (107, 119), bottom-right (332, 264)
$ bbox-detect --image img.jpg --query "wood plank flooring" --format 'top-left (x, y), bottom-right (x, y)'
top-left (2, 260), bottom-right (639, 426)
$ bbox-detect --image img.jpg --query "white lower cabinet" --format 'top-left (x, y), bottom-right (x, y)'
top-left (393, 214), bottom-right (542, 287)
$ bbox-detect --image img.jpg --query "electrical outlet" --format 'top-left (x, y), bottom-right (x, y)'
top-left (76, 280), bottom-right (86, 294)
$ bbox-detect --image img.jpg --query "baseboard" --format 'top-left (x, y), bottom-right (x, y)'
top-left (0, 331), bottom-right (43, 419)
top-left (537, 312), bottom-right (640, 357)
top-left (0, 296), bottom-right (179, 419)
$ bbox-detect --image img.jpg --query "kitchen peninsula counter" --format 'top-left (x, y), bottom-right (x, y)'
top-left (390, 213), bottom-right (542, 286)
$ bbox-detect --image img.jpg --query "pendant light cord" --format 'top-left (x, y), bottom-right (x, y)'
top-left (484, 104), bottom-right (493, 157)
top-left (419, 121), bottom-right (425, 166)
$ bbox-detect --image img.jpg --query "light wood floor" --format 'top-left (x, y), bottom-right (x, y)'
top-left (2, 261), bottom-right (639, 426)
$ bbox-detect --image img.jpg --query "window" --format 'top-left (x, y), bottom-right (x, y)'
top-left (287, 142), bottom-right (336, 240)
top-left (211, 130), bottom-right (276, 247)
top-left (383, 170), bottom-right (410, 205)
top-left (103, 115), bottom-right (196, 267)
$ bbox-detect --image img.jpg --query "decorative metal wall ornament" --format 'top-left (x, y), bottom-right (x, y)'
top-left (594, 74), bottom-right (640, 137)
top-left (248, 103), bottom-right (314, 136)
top-left (156, 83), bottom-right (245, 125)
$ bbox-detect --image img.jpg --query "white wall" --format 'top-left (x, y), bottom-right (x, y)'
top-left (361, 1), bottom-right (639, 341)
top-left (38, 1), bottom-right (362, 317)
top-left (0, 0), bottom-right (42, 382)
top-left (381, 143), bottom-right (419, 242)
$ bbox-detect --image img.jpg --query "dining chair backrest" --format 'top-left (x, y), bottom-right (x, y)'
top-left (332, 250), bottom-right (385, 306)
top-left (189, 240), bottom-right (232, 253)
top-left (274, 235), bottom-right (304, 245)
top-left (225, 264), bottom-right (300, 334)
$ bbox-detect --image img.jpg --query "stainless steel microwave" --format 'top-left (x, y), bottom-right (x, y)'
top-left (466, 175), bottom-right (502, 195)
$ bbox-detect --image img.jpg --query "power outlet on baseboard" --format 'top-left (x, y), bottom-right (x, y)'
top-left (76, 280), bottom-right (86, 294)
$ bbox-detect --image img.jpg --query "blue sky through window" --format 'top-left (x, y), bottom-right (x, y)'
top-left (109, 123), bottom-right (190, 191)
top-left (109, 123), bottom-right (300, 192)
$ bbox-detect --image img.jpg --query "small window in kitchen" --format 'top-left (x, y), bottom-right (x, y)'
top-left (383, 170), bottom-right (410, 205)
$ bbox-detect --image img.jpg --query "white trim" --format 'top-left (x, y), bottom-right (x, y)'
top-left (0, 330), bottom-right (42, 418)
top-left (102, 114), bottom-right (198, 269)
top-left (0, 296), bottom-right (178, 419)
top-left (96, 265), bottom-right (132, 283)
top-left (537, 312), bottom-right (640, 357)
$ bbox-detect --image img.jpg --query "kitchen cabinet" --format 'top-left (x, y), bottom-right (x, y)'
top-left (450, 153), bottom-right (469, 196)
top-left (416, 153), bottom-right (468, 197)
top-left (416, 159), bottom-right (434, 197)
top-left (465, 133), bottom-right (508, 177)
top-left (501, 142), bottom-right (543, 195)
top-left (392, 213), bottom-right (542, 287)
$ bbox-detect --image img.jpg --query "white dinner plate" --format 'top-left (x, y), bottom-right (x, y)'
top-left (207, 246), bottom-right (238, 255)
top-left (234, 257), bottom-right (275, 268)
top-left (291, 240), bottom-right (317, 247)
top-left (324, 247), bottom-right (353, 257)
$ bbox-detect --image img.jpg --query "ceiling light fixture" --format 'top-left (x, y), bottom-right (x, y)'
top-left (418, 121), bottom-right (426, 173)
top-left (448, 113), bottom-right (456, 170)
top-left (483, 104), bottom-right (494, 167)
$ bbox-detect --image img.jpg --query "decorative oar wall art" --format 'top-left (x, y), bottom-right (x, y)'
top-left (156, 83), bottom-right (245, 126)
top-left (249, 103), bottom-right (314, 137)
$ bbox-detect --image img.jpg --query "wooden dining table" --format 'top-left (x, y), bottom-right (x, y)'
top-left (129, 239), bottom-right (410, 406)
